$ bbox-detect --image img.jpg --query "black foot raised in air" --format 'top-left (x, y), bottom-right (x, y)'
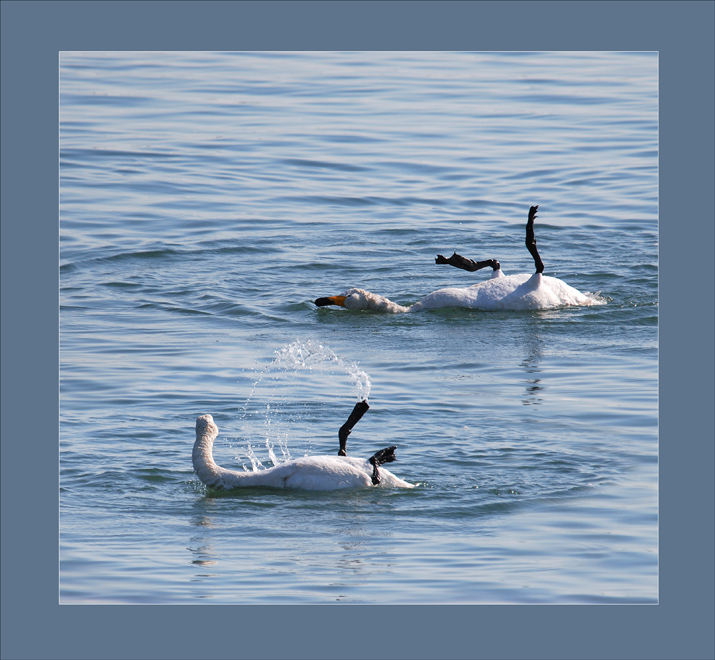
top-left (338, 400), bottom-right (370, 456)
top-left (368, 446), bottom-right (397, 485)
top-left (435, 253), bottom-right (500, 273)
top-left (525, 205), bottom-right (544, 274)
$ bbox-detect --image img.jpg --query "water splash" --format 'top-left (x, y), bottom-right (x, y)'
top-left (273, 339), bottom-right (371, 400)
top-left (230, 339), bottom-right (371, 471)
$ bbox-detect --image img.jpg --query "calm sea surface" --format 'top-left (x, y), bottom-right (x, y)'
top-left (60, 51), bottom-right (658, 604)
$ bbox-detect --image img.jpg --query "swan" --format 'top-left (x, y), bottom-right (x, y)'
top-left (192, 401), bottom-right (414, 491)
top-left (315, 206), bottom-right (603, 312)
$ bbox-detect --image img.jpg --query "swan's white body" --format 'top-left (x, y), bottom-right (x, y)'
top-left (335, 270), bottom-right (602, 314)
top-left (193, 414), bottom-right (414, 491)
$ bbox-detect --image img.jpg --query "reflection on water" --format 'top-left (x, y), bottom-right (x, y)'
top-left (190, 552), bottom-right (218, 568)
top-left (189, 514), bottom-right (220, 573)
top-left (521, 322), bottom-right (544, 406)
top-left (185, 492), bottom-right (404, 601)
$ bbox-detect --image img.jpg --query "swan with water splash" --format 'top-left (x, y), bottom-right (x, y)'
top-left (315, 206), bottom-right (603, 313)
top-left (193, 401), bottom-right (414, 490)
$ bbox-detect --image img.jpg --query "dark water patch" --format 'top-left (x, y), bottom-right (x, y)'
top-left (284, 301), bottom-right (321, 313)
top-left (135, 468), bottom-right (174, 483)
top-left (101, 281), bottom-right (142, 289)
top-left (318, 133), bottom-right (388, 145)
top-left (515, 93), bottom-right (616, 106)
top-left (299, 261), bottom-right (347, 272)
top-left (279, 194), bottom-right (446, 209)
top-left (629, 149), bottom-right (658, 160)
top-left (79, 469), bottom-right (129, 488)
top-left (278, 195), bottom-right (378, 207)
top-left (392, 360), bottom-right (486, 373)
top-left (378, 160), bottom-right (457, 176)
top-left (173, 305), bottom-right (222, 317)
top-left (196, 243), bottom-right (284, 257)
top-left (60, 304), bottom-right (91, 312)
top-left (464, 198), bottom-right (499, 208)
top-left (135, 301), bottom-right (217, 317)
top-left (505, 168), bottom-right (563, 182)
top-left (279, 158), bottom-right (368, 173)
top-left (61, 146), bottom-right (182, 162)
top-left (89, 247), bottom-right (183, 265)
top-left (60, 93), bottom-right (155, 107)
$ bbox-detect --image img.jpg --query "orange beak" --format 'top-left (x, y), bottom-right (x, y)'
top-left (314, 295), bottom-right (347, 307)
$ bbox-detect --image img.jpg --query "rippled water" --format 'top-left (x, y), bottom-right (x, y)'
top-left (60, 51), bottom-right (658, 604)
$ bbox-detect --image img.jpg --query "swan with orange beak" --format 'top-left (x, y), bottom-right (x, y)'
top-left (315, 206), bottom-right (603, 313)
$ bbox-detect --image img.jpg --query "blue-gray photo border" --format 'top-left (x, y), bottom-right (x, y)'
top-left (2, 1), bottom-right (713, 659)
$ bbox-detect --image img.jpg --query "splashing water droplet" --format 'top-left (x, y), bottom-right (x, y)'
top-left (229, 339), bottom-right (372, 470)
top-left (272, 339), bottom-right (371, 400)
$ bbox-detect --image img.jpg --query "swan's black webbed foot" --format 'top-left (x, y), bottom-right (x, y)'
top-left (525, 205), bottom-right (545, 274)
top-left (371, 446), bottom-right (397, 465)
top-left (368, 446), bottom-right (397, 485)
top-left (338, 400), bottom-right (370, 456)
top-left (436, 253), bottom-right (500, 272)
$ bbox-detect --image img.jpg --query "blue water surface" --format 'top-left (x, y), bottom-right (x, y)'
top-left (60, 51), bottom-right (658, 604)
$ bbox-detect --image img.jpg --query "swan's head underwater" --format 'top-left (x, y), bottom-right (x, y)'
top-left (314, 205), bottom-right (605, 312)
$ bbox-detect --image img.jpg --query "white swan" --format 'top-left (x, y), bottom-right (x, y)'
top-left (192, 404), bottom-right (414, 491)
top-left (315, 206), bottom-right (603, 313)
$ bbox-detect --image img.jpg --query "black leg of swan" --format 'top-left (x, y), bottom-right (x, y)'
top-left (338, 400), bottom-right (370, 456)
top-left (435, 253), bottom-right (501, 273)
top-left (525, 205), bottom-right (544, 274)
top-left (368, 446), bottom-right (397, 485)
